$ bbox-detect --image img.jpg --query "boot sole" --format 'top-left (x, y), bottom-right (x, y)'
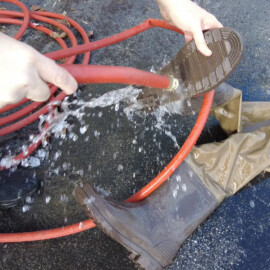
top-left (137, 27), bottom-right (243, 110)
top-left (75, 184), bottom-right (165, 270)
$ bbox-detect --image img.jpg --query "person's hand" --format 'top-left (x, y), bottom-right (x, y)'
top-left (0, 33), bottom-right (77, 108)
top-left (156, 0), bottom-right (223, 56)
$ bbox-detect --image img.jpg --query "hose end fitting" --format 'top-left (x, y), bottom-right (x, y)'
top-left (165, 76), bottom-right (179, 92)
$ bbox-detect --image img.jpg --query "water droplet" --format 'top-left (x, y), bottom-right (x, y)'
top-left (22, 205), bottom-right (30, 212)
top-left (25, 196), bottom-right (32, 204)
top-left (83, 196), bottom-right (95, 205)
top-left (28, 157), bottom-right (40, 167)
top-left (53, 151), bottom-right (62, 161)
top-left (118, 164), bottom-right (124, 171)
top-left (22, 145), bottom-right (29, 156)
top-left (94, 130), bottom-right (100, 138)
top-left (45, 195), bottom-right (51, 204)
top-left (182, 184), bottom-right (187, 192)
top-left (72, 134), bottom-right (78, 141)
top-left (60, 194), bottom-right (69, 204)
top-left (80, 125), bottom-right (89, 134)
top-left (37, 149), bottom-right (47, 160)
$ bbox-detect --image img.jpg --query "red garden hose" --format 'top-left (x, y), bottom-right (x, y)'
top-left (0, 0), bottom-right (214, 242)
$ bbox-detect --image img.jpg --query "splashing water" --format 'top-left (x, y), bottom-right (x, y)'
top-left (0, 78), bottom-right (189, 175)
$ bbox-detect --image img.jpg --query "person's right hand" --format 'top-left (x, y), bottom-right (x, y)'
top-left (156, 0), bottom-right (223, 56)
top-left (0, 33), bottom-right (77, 108)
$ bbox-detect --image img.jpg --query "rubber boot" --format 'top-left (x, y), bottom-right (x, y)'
top-left (75, 161), bottom-right (219, 270)
top-left (128, 82), bottom-right (237, 116)
top-left (76, 86), bottom-right (270, 269)
top-left (136, 27), bottom-right (243, 112)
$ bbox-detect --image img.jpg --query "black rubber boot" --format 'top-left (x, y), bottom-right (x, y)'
top-left (0, 169), bottom-right (39, 209)
top-left (75, 162), bottom-right (219, 270)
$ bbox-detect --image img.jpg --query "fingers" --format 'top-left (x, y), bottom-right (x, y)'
top-left (192, 26), bottom-right (212, 56)
top-left (192, 15), bottom-right (223, 56)
top-left (35, 53), bottom-right (78, 95)
top-left (190, 14), bottom-right (223, 56)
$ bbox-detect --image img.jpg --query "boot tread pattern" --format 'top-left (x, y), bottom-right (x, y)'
top-left (180, 27), bottom-right (243, 96)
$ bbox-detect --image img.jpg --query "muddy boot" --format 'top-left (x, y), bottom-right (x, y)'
top-left (134, 27), bottom-right (243, 113)
top-left (75, 161), bottom-right (219, 270)
top-left (127, 82), bottom-right (238, 116)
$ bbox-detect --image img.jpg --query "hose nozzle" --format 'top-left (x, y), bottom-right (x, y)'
top-left (166, 76), bottom-right (179, 92)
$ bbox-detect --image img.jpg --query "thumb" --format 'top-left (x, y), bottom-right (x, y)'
top-left (35, 54), bottom-right (78, 95)
top-left (192, 26), bottom-right (212, 56)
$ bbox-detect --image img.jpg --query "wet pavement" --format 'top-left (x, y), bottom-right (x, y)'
top-left (0, 0), bottom-right (270, 269)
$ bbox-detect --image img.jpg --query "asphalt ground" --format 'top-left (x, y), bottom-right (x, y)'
top-left (0, 0), bottom-right (270, 269)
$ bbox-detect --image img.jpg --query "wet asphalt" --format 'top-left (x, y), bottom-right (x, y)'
top-left (0, 0), bottom-right (270, 269)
